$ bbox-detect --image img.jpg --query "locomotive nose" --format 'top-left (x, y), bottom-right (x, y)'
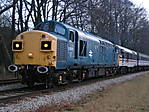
top-left (13, 31), bottom-right (57, 67)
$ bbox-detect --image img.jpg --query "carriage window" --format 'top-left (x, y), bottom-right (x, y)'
top-left (79, 40), bottom-right (87, 56)
top-left (121, 50), bottom-right (124, 58)
top-left (69, 31), bottom-right (74, 42)
top-left (126, 53), bottom-right (129, 59)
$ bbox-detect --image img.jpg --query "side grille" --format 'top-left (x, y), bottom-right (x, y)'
top-left (57, 40), bottom-right (67, 61)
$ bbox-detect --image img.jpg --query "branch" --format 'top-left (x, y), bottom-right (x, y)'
top-left (0, 0), bottom-right (19, 15)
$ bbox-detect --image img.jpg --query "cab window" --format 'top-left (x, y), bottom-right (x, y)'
top-left (35, 22), bottom-right (55, 32)
top-left (34, 22), bottom-right (66, 36)
top-left (69, 31), bottom-right (74, 42)
top-left (54, 24), bottom-right (66, 36)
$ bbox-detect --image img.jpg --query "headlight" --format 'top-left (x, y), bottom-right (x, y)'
top-left (41, 41), bottom-right (51, 51)
top-left (12, 41), bottom-right (23, 51)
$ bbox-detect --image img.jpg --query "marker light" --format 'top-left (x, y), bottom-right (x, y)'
top-left (41, 41), bottom-right (51, 51)
top-left (44, 44), bottom-right (48, 48)
top-left (16, 44), bottom-right (19, 48)
top-left (12, 41), bottom-right (23, 51)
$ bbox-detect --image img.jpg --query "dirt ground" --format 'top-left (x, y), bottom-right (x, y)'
top-left (33, 73), bottom-right (149, 112)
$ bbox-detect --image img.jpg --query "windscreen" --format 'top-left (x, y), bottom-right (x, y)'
top-left (34, 22), bottom-right (66, 36)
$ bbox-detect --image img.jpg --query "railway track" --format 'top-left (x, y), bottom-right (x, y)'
top-left (0, 71), bottom-right (137, 104)
top-left (0, 78), bottom-right (20, 85)
top-left (0, 83), bottom-right (27, 93)
top-left (0, 84), bottom-right (45, 103)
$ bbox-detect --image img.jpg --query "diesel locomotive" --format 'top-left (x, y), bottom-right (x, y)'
top-left (8, 20), bottom-right (149, 87)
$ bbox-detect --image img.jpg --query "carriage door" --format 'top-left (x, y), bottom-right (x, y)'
top-left (68, 30), bottom-right (76, 65)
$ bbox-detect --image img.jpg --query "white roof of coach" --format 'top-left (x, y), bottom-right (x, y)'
top-left (116, 45), bottom-right (137, 55)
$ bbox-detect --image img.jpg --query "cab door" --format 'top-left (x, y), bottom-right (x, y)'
top-left (67, 30), bottom-right (77, 66)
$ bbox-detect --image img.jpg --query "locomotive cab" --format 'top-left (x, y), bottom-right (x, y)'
top-left (9, 22), bottom-right (68, 86)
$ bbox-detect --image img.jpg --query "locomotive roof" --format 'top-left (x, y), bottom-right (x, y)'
top-left (49, 20), bottom-right (113, 45)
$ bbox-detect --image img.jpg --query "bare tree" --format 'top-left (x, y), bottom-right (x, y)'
top-left (0, 0), bottom-right (19, 15)
top-left (1, 0), bottom-right (149, 55)
top-left (11, 0), bottom-right (17, 37)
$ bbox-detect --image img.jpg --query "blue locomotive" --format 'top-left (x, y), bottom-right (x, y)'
top-left (8, 20), bottom-right (149, 87)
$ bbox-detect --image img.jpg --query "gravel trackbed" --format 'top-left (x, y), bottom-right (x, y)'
top-left (0, 71), bottom-right (148, 112)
